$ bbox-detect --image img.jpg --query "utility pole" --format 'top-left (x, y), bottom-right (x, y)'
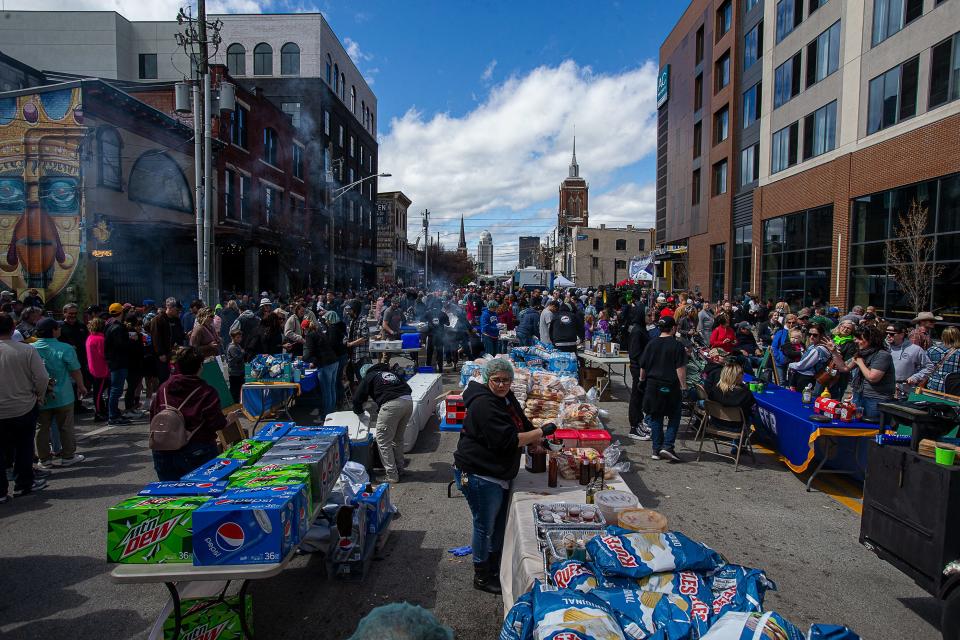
top-left (422, 209), bottom-right (430, 290)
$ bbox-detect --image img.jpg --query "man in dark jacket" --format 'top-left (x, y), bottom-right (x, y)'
top-left (104, 303), bottom-right (131, 425)
top-left (423, 299), bottom-right (449, 372)
top-left (150, 298), bottom-right (185, 384)
top-left (549, 304), bottom-right (584, 353)
top-left (516, 300), bottom-right (540, 347)
top-left (59, 302), bottom-right (90, 413)
top-left (354, 363), bottom-right (413, 483)
top-left (628, 318), bottom-right (652, 441)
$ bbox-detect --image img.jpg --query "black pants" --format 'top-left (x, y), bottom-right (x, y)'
top-left (0, 405), bottom-right (38, 494)
top-left (629, 365), bottom-right (646, 428)
top-left (229, 374), bottom-right (244, 404)
top-left (156, 358), bottom-right (171, 384)
top-left (426, 333), bottom-right (444, 371)
top-left (125, 372), bottom-right (143, 411)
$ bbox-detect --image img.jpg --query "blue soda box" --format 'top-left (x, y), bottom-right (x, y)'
top-left (192, 495), bottom-right (296, 565)
top-left (252, 421), bottom-right (294, 442)
top-left (138, 481), bottom-right (229, 496)
top-left (223, 484), bottom-right (310, 543)
top-left (351, 483), bottom-right (391, 534)
top-left (258, 446), bottom-right (337, 498)
top-left (289, 426), bottom-right (349, 465)
top-left (181, 458), bottom-right (246, 482)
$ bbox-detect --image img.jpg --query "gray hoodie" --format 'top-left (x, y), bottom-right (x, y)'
top-left (889, 338), bottom-right (934, 383)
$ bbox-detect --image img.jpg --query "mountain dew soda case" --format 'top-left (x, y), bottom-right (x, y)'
top-left (107, 496), bottom-right (210, 563)
top-left (244, 461), bottom-right (321, 502)
top-left (192, 495), bottom-right (295, 565)
top-left (181, 458), bottom-right (245, 482)
top-left (252, 421), bottom-right (293, 442)
top-left (163, 594), bottom-right (252, 640)
top-left (138, 481), bottom-right (229, 496)
top-left (223, 485), bottom-right (310, 543)
top-left (217, 439), bottom-right (273, 464)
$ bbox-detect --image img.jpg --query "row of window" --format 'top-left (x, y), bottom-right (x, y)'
top-left (590, 257), bottom-right (630, 271)
top-left (773, 20), bottom-right (840, 109)
top-left (690, 159), bottom-right (729, 206)
top-left (324, 54), bottom-right (375, 134)
top-left (222, 169), bottom-right (306, 226)
top-left (225, 43), bottom-right (300, 77)
top-left (776, 0), bottom-right (830, 44)
top-left (589, 238), bottom-right (647, 252)
top-left (771, 100), bottom-right (837, 173)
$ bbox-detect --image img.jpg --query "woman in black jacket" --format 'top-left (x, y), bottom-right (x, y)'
top-left (453, 358), bottom-right (556, 594)
top-left (303, 319), bottom-right (339, 418)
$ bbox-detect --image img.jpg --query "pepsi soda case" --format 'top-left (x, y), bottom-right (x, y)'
top-left (229, 469), bottom-right (314, 515)
top-left (252, 421), bottom-right (293, 442)
top-left (107, 496), bottom-right (210, 563)
top-left (351, 483), bottom-right (392, 534)
top-left (273, 435), bottom-right (344, 478)
top-left (138, 481), bottom-right (229, 497)
top-left (288, 425), bottom-right (349, 466)
top-left (192, 495), bottom-right (296, 565)
top-left (181, 457), bottom-right (245, 482)
top-left (224, 484), bottom-right (310, 543)
top-left (217, 439), bottom-right (273, 464)
top-left (258, 448), bottom-right (336, 502)
top-left (163, 594), bottom-right (252, 640)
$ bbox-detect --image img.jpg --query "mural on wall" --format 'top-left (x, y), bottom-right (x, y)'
top-left (0, 88), bottom-right (86, 301)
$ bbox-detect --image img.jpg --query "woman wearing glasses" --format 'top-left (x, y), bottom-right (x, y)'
top-left (786, 321), bottom-right (831, 392)
top-left (453, 358), bottom-right (557, 595)
top-left (828, 324), bottom-right (895, 419)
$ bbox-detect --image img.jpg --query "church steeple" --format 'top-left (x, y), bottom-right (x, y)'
top-left (569, 136), bottom-right (579, 178)
top-left (457, 214), bottom-right (467, 254)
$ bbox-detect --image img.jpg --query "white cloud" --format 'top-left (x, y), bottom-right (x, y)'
top-left (0, 0), bottom-right (269, 21)
top-left (382, 58), bottom-right (660, 269)
top-left (343, 37), bottom-right (373, 63)
top-left (481, 59), bottom-right (497, 82)
top-left (590, 182), bottom-right (657, 228)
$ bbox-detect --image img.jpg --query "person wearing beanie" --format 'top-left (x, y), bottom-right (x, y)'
top-left (33, 317), bottom-right (87, 468)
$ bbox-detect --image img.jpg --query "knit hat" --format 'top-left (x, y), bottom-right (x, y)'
top-left (35, 317), bottom-right (59, 338)
top-left (108, 302), bottom-right (124, 316)
top-left (487, 300), bottom-right (498, 309)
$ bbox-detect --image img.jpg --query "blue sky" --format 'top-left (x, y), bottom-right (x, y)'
top-left (18, 0), bottom-right (688, 272)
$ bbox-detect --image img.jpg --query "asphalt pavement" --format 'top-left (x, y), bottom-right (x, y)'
top-left (0, 373), bottom-right (942, 639)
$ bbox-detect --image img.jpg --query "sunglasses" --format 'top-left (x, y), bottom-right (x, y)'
top-left (808, 333), bottom-right (820, 338)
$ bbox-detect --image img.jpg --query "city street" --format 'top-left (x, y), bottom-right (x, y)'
top-left (0, 374), bottom-right (940, 640)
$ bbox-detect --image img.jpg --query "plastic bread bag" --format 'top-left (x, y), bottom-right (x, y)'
top-left (501, 590), bottom-right (534, 640)
top-left (586, 529), bottom-right (725, 580)
top-left (707, 564), bottom-right (777, 623)
top-left (532, 582), bottom-right (626, 640)
top-left (699, 611), bottom-right (804, 640)
top-left (602, 443), bottom-right (630, 475)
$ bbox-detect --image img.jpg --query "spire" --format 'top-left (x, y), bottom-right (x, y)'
top-left (569, 135), bottom-right (579, 178)
top-left (457, 214), bottom-right (467, 252)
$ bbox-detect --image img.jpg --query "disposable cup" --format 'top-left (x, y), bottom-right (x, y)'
top-left (935, 447), bottom-right (956, 466)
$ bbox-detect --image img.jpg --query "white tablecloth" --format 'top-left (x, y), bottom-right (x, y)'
top-left (500, 465), bottom-right (636, 615)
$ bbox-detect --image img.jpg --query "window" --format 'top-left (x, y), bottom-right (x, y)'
top-left (281, 102), bottom-right (301, 128)
top-left (615, 260), bottom-right (627, 270)
top-left (263, 127), bottom-right (279, 166)
top-left (227, 44), bottom-right (246, 76)
top-left (693, 121), bottom-right (703, 158)
top-left (763, 206), bottom-right (832, 307)
top-left (338, 125), bottom-right (344, 147)
top-left (867, 56), bottom-right (919, 134)
top-left (239, 174), bottom-right (250, 222)
top-left (592, 238), bottom-right (599, 250)
top-left (292, 197), bottom-right (305, 227)
top-left (771, 121), bottom-right (799, 173)
top-left (349, 136), bottom-right (355, 157)
top-left (712, 160), bottom-right (728, 195)
top-left (253, 43), bottom-right (273, 75)
top-left (872, 0), bottom-right (924, 47)
top-left (334, 64), bottom-right (340, 93)
top-left (138, 53), bottom-right (157, 80)
top-left (128, 151), bottom-right (192, 213)
top-left (714, 105), bottom-right (729, 144)
top-left (280, 43), bottom-right (300, 76)
top-left (326, 54), bottom-right (332, 84)
top-left (711, 244), bottom-right (727, 301)
top-left (98, 127), bottom-right (121, 190)
top-left (803, 100), bottom-right (837, 159)
top-left (592, 256), bottom-right (599, 268)
top-left (809, 0), bottom-right (829, 14)
top-left (696, 25), bottom-right (705, 64)
top-left (744, 22), bottom-right (763, 70)
top-left (746, 0), bottom-right (761, 11)
top-left (806, 21), bottom-right (841, 88)
top-left (231, 105), bottom-right (248, 149)
top-left (732, 224), bottom-right (752, 298)
top-left (774, 52), bottom-right (802, 107)
top-left (715, 51), bottom-right (731, 92)
top-left (350, 86), bottom-right (356, 113)
top-left (741, 143), bottom-right (759, 186)
top-left (716, 1), bottom-right (733, 39)
top-left (776, 0), bottom-right (804, 42)
top-left (692, 169), bottom-right (702, 205)
top-left (224, 169), bottom-right (235, 219)
top-left (263, 185), bottom-right (282, 223)
top-left (323, 110), bottom-right (330, 136)
top-left (694, 74), bottom-right (704, 111)
top-left (743, 82), bottom-right (762, 128)
top-left (340, 73), bottom-right (345, 99)
top-left (930, 32), bottom-right (960, 109)
top-left (639, 238), bottom-right (646, 252)
top-left (615, 239), bottom-right (627, 251)
top-left (293, 145), bottom-right (304, 180)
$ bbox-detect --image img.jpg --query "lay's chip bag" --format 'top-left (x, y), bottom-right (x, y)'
top-left (699, 611), bottom-right (804, 640)
top-left (707, 564), bottom-right (777, 623)
top-left (590, 589), bottom-right (697, 640)
top-left (532, 582), bottom-right (626, 640)
top-left (586, 529), bottom-right (724, 580)
top-left (500, 590), bottom-right (534, 640)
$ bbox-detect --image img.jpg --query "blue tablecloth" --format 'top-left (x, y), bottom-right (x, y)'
top-left (241, 369), bottom-right (317, 418)
top-left (751, 384), bottom-right (879, 473)
top-left (300, 369), bottom-right (319, 394)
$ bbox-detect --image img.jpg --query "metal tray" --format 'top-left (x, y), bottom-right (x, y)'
top-left (543, 528), bottom-right (603, 586)
top-left (532, 502), bottom-right (606, 539)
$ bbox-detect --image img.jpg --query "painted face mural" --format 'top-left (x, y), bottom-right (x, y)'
top-left (0, 88), bottom-right (85, 299)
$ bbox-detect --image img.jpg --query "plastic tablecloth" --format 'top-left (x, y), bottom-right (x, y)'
top-left (751, 384), bottom-right (878, 473)
top-left (499, 466), bottom-right (635, 615)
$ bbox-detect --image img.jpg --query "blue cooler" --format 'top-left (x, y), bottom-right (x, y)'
top-left (401, 333), bottom-right (420, 349)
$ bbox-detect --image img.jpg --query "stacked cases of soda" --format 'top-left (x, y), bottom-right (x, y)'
top-left (191, 490), bottom-right (300, 565)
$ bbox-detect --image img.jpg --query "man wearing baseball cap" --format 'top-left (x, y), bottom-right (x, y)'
top-left (32, 317), bottom-right (87, 467)
top-left (636, 316), bottom-right (688, 462)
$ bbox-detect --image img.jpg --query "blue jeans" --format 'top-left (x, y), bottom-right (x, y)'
top-left (648, 406), bottom-right (682, 453)
top-left (108, 368), bottom-right (127, 420)
top-left (852, 392), bottom-right (882, 421)
top-left (335, 354), bottom-right (348, 405)
top-left (152, 442), bottom-right (220, 481)
top-left (318, 362), bottom-right (339, 418)
top-left (517, 332), bottom-right (533, 347)
top-left (455, 469), bottom-right (510, 565)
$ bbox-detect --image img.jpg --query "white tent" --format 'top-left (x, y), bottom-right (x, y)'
top-left (554, 275), bottom-right (574, 287)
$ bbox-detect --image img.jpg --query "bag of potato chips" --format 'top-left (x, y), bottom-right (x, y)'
top-left (587, 529), bottom-right (724, 579)
top-left (532, 583), bottom-right (626, 640)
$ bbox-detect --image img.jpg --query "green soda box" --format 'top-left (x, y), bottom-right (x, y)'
top-left (217, 439), bottom-right (273, 464)
top-left (107, 496), bottom-right (210, 563)
top-left (250, 459), bottom-right (322, 501)
top-left (162, 594), bottom-right (253, 639)
top-left (230, 469), bottom-right (314, 514)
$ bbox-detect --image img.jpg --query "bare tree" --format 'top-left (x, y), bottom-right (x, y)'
top-left (885, 199), bottom-right (943, 314)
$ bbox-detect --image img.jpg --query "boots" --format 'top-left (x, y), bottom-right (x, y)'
top-left (473, 562), bottom-right (502, 594)
top-left (488, 552), bottom-right (502, 578)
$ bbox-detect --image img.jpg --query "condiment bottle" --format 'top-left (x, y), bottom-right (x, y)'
top-left (548, 455), bottom-right (558, 488)
top-left (585, 480), bottom-right (595, 504)
top-left (578, 457), bottom-right (590, 486)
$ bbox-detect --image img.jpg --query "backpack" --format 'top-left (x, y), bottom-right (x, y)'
top-left (148, 386), bottom-right (204, 451)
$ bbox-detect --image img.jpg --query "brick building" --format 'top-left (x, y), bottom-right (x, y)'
top-left (569, 225), bottom-right (656, 287)
top-left (376, 191), bottom-right (413, 286)
top-left (659, 0), bottom-right (960, 322)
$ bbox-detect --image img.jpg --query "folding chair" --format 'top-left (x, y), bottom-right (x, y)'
top-left (696, 400), bottom-right (756, 471)
top-left (217, 420), bottom-right (247, 452)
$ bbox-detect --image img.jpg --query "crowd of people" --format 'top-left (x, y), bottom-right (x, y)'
top-left (1, 281), bottom-right (958, 502)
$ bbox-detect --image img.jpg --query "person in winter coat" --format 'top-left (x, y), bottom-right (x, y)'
top-left (516, 300), bottom-right (540, 347)
top-left (549, 304), bottom-right (584, 353)
top-left (219, 300), bottom-right (240, 346)
top-left (86, 317), bottom-right (110, 421)
top-left (423, 299), bottom-right (449, 372)
top-left (479, 300), bottom-right (501, 356)
top-left (245, 313), bottom-right (283, 359)
top-left (231, 307), bottom-right (260, 342)
top-left (453, 358), bottom-right (557, 594)
top-left (709, 314), bottom-right (737, 353)
top-left (283, 304), bottom-right (308, 356)
top-left (771, 314), bottom-right (796, 385)
top-left (324, 310), bottom-right (348, 408)
top-left (188, 307), bottom-right (221, 359)
top-left (787, 322), bottom-right (831, 392)
top-left (697, 303), bottom-right (715, 344)
top-left (354, 362), bottom-right (414, 484)
top-left (104, 303), bottom-right (131, 425)
top-left (628, 313), bottom-right (652, 440)
top-left (734, 322), bottom-right (762, 371)
top-left (707, 360), bottom-right (756, 454)
top-left (303, 319), bottom-right (339, 418)
top-left (885, 321), bottom-right (934, 398)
